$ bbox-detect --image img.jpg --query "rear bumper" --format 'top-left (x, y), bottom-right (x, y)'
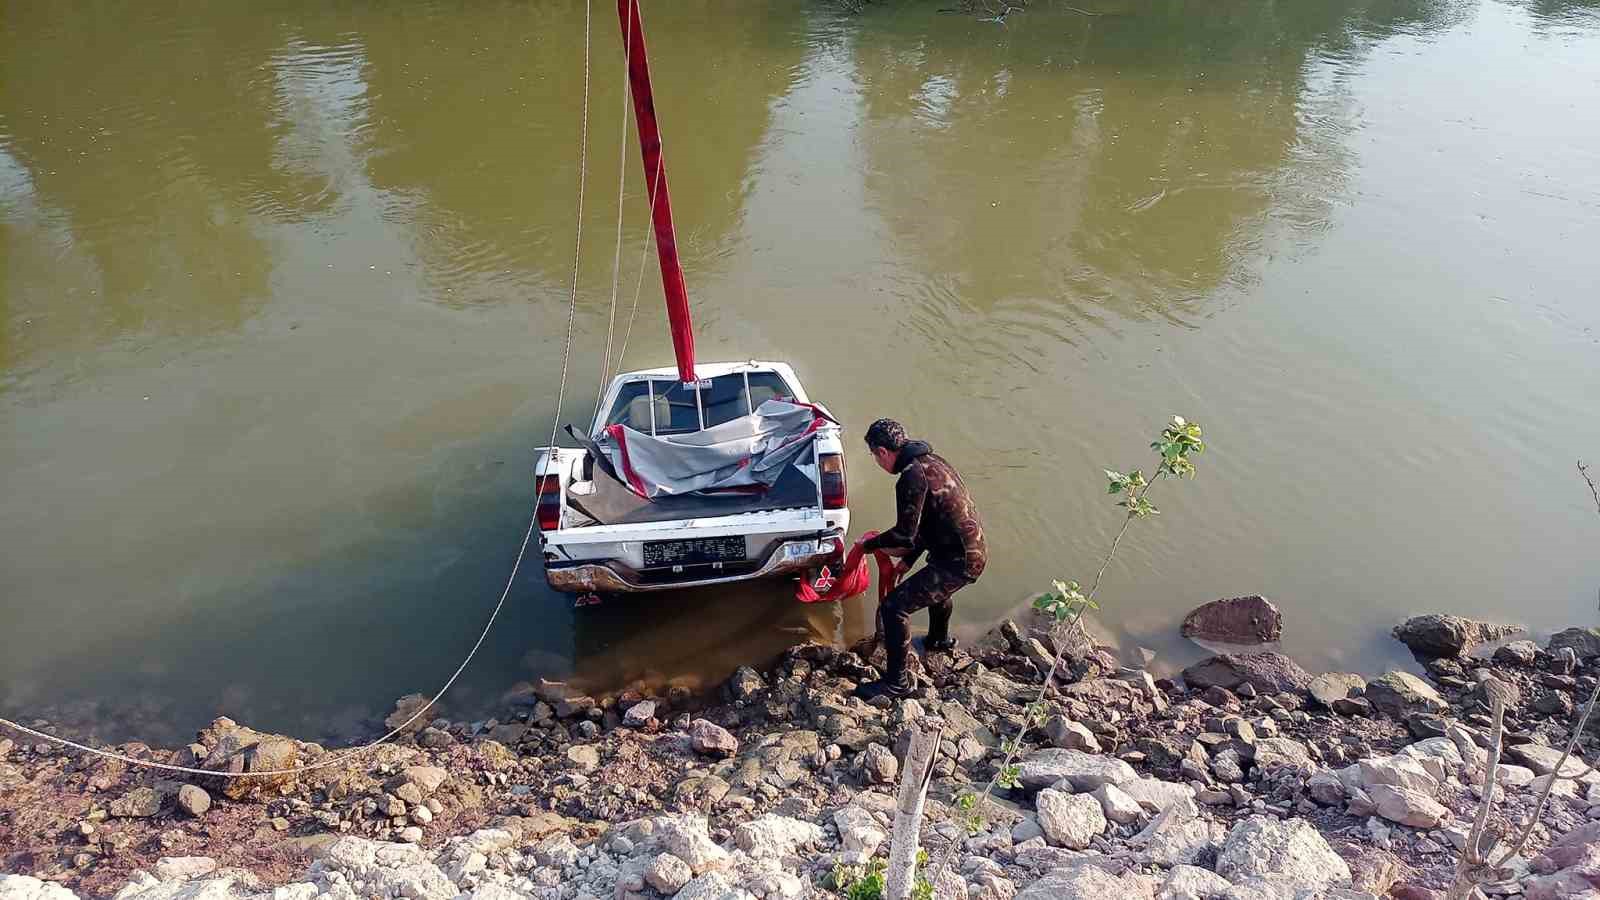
top-left (545, 536), bottom-right (843, 593)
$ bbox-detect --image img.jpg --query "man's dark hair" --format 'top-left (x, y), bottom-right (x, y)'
top-left (865, 418), bottom-right (909, 452)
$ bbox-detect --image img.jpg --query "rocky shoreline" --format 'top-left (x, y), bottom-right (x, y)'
top-left (7, 606), bottom-right (1600, 900)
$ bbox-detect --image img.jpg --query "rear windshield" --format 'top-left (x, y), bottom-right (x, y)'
top-left (602, 372), bottom-right (795, 435)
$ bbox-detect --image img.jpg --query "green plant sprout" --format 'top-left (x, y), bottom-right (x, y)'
top-left (831, 853), bottom-right (936, 900)
top-left (925, 415), bottom-right (1207, 888)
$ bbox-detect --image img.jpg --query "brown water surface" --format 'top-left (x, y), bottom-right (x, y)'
top-left (3, 0), bottom-right (1599, 743)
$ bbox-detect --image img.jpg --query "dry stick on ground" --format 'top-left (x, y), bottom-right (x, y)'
top-left (1492, 655), bottom-right (1600, 868)
top-left (1448, 693), bottom-right (1507, 900)
top-left (1461, 461), bottom-right (1600, 880)
top-left (886, 717), bottom-right (945, 900)
top-left (1490, 462), bottom-right (1600, 863)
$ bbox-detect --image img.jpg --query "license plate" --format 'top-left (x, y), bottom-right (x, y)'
top-left (643, 536), bottom-right (747, 568)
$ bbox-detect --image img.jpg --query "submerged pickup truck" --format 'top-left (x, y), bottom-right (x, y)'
top-left (535, 361), bottom-right (850, 593)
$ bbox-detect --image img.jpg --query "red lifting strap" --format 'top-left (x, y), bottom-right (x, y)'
top-left (796, 531), bottom-right (902, 604)
top-left (617, 0), bottom-right (696, 384)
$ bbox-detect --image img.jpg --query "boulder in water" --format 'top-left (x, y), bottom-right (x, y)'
top-left (1181, 595), bottom-right (1283, 645)
top-left (1392, 614), bottom-right (1520, 658)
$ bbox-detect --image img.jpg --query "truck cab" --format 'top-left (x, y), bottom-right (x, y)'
top-left (535, 361), bottom-right (849, 593)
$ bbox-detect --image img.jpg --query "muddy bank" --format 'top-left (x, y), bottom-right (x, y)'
top-left (6, 609), bottom-right (1600, 899)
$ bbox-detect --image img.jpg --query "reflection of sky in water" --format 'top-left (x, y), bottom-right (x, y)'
top-left (270, 40), bottom-right (373, 206)
top-left (0, 145), bottom-right (35, 203)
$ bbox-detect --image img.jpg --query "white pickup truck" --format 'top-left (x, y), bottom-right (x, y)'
top-left (535, 361), bottom-right (850, 593)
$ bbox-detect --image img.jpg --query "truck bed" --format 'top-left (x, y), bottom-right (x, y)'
top-left (567, 459), bottom-right (819, 526)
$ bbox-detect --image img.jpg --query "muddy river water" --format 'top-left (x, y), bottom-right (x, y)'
top-left (3, 0), bottom-right (1599, 744)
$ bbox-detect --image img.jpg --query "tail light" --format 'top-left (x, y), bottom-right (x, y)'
top-left (536, 474), bottom-right (562, 531)
top-left (819, 453), bottom-right (847, 509)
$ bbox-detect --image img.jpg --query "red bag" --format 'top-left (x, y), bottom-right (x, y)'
top-left (795, 531), bottom-right (901, 604)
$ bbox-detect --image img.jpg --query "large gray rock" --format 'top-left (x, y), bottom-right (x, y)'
top-left (1367, 783), bottom-right (1448, 828)
top-left (197, 719), bottom-right (303, 801)
top-left (1363, 671), bottom-right (1447, 719)
top-left (1495, 640), bottom-right (1541, 666)
top-left (1400, 736), bottom-right (1465, 771)
top-left (727, 665), bottom-right (765, 700)
top-left (1158, 865), bottom-right (1233, 900)
top-left (861, 743), bottom-right (899, 784)
top-left (0, 875), bottom-right (81, 900)
top-left (1251, 738), bottom-right (1313, 771)
top-left (1017, 864), bottom-right (1154, 900)
top-left (564, 744), bottom-right (600, 772)
top-left (1211, 749), bottom-right (1246, 783)
top-left (655, 814), bottom-right (733, 876)
top-left (1132, 805), bottom-right (1224, 867)
top-left (530, 833), bottom-right (579, 868)
top-left (1509, 743), bottom-right (1591, 778)
top-left (1018, 748), bottom-right (1136, 791)
top-left (1358, 755), bottom-right (1440, 794)
top-left (1307, 772), bottom-right (1347, 806)
top-left (1093, 784), bottom-right (1145, 825)
top-left (834, 805), bottom-right (886, 864)
top-left (1182, 596), bottom-right (1283, 645)
top-left (1045, 716), bottom-right (1102, 753)
top-left (1307, 673), bottom-right (1366, 708)
top-left (1339, 843), bottom-right (1406, 897)
top-left (690, 719), bottom-right (739, 758)
top-left (644, 853), bottom-right (693, 894)
top-left (153, 858), bottom-right (218, 880)
top-left (1118, 778), bottom-right (1198, 814)
top-left (395, 765), bottom-right (448, 795)
top-left (1523, 866), bottom-right (1600, 900)
top-left (1534, 821), bottom-right (1600, 867)
top-left (1392, 614), bottom-right (1520, 658)
top-left (176, 785), bottom-right (211, 818)
top-left (674, 871), bottom-right (739, 900)
top-left (1036, 789), bottom-right (1106, 849)
top-left (623, 700), bottom-right (657, 728)
top-left (1216, 817), bottom-right (1351, 890)
top-left (1181, 653), bottom-right (1312, 694)
top-left (1548, 628), bottom-right (1600, 660)
top-left (308, 836), bottom-right (457, 900)
top-left (733, 814), bottom-right (823, 860)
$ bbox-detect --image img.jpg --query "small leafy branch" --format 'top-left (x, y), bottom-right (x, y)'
top-left (926, 416), bottom-right (1206, 886)
top-left (1449, 460), bottom-right (1600, 898)
top-left (832, 852), bottom-right (935, 900)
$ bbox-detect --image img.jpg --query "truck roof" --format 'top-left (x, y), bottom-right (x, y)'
top-left (611, 360), bottom-right (800, 383)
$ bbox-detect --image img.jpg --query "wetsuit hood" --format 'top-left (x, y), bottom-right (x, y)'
top-left (893, 440), bottom-right (933, 474)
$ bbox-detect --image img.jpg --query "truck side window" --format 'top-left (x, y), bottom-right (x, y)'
top-left (603, 381), bottom-right (654, 431)
top-left (744, 373), bottom-right (793, 410)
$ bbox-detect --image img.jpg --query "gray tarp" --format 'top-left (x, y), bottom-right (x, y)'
top-left (605, 399), bottom-right (829, 498)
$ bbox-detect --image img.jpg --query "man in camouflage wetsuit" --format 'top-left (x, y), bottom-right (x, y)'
top-left (854, 419), bottom-right (987, 701)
